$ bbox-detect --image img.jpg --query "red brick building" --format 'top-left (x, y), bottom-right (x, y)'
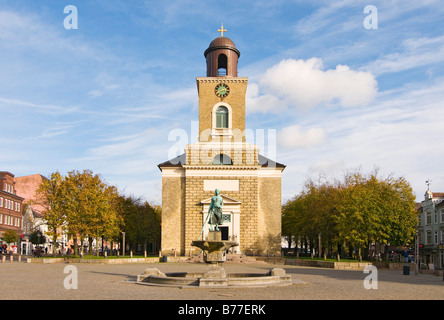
top-left (14, 173), bottom-right (46, 215)
top-left (0, 171), bottom-right (24, 243)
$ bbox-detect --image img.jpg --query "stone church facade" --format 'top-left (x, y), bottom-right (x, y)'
top-left (158, 31), bottom-right (285, 256)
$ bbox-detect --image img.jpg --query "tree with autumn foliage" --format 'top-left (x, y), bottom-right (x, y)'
top-left (282, 176), bottom-right (341, 256)
top-left (34, 171), bottom-right (65, 255)
top-left (36, 170), bottom-right (122, 256)
top-left (61, 170), bottom-right (122, 255)
top-left (282, 169), bottom-right (418, 260)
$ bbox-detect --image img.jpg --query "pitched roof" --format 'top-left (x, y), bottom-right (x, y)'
top-left (432, 192), bottom-right (444, 198)
top-left (435, 200), bottom-right (444, 208)
top-left (258, 154), bottom-right (286, 169)
top-left (158, 153), bottom-right (285, 169)
top-left (157, 153), bottom-right (186, 168)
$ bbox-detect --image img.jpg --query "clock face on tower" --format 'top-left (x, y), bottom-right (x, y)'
top-left (215, 83), bottom-right (230, 98)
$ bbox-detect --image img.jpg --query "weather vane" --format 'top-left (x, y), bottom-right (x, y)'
top-left (218, 23), bottom-right (227, 37)
top-left (426, 179), bottom-right (432, 191)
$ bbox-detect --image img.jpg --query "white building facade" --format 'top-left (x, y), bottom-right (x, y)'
top-left (417, 190), bottom-right (444, 269)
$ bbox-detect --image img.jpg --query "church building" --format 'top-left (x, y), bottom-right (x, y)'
top-left (158, 27), bottom-right (285, 256)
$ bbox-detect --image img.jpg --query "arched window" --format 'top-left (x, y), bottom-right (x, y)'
top-left (216, 106), bottom-right (229, 128)
top-left (217, 54), bottom-right (228, 76)
top-left (212, 154), bottom-right (233, 165)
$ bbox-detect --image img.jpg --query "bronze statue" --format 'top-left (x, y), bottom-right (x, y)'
top-left (208, 189), bottom-right (223, 231)
top-left (197, 189), bottom-right (224, 240)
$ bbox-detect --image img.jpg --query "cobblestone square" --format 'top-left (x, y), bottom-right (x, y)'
top-left (1, 262), bottom-right (442, 300)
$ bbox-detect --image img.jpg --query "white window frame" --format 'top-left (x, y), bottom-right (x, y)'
top-left (211, 102), bottom-right (233, 138)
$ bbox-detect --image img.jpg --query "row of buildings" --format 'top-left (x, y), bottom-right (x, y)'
top-left (0, 170), bottom-right (149, 256)
top-left (0, 171), bottom-right (57, 255)
top-left (2, 166), bottom-right (444, 266)
top-left (417, 190), bottom-right (444, 269)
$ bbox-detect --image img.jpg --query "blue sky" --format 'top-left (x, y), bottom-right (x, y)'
top-left (1, 0), bottom-right (443, 204)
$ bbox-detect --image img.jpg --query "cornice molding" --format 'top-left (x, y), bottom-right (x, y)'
top-left (196, 77), bottom-right (248, 84)
top-left (183, 165), bottom-right (260, 170)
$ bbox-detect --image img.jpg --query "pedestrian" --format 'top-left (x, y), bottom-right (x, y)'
top-left (403, 250), bottom-right (409, 263)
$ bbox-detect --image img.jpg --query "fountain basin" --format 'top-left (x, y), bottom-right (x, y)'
top-left (191, 231), bottom-right (239, 265)
top-left (136, 267), bottom-right (295, 288)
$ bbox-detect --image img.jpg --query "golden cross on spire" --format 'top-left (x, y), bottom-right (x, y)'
top-left (218, 24), bottom-right (227, 37)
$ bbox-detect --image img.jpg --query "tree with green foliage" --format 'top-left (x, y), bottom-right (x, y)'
top-left (29, 229), bottom-right (46, 245)
top-left (2, 229), bottom-right (18, 245)
top-left (120, 195), bottom-right (161, 254)
top-left (34, 171), bottom-right (65, 255)
top-left (282, 169), bottom-right (418, 260)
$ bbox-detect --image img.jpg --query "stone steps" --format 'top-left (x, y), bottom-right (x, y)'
top-left (186, 253), bottom-right (267, 264)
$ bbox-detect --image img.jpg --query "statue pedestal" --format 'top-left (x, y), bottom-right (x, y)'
top-left (206, 230), bottom-right (222, 241)
top-left (191, 231), bottom-right (238, 265)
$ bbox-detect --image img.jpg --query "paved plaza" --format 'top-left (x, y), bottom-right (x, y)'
top-left (0, 261), bottom-right (443, 300)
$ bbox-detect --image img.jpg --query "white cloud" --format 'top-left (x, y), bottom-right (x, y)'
top-left (246, 83), bottom-right (284, 114)
top-left (88, 89), bottom-right (103, 97)
top-left (278, 125), bottom-right (327, 149)
top-left (292, 0), bottom-right (357, 36)
top-left (0, 10), bottom-right (100, 59)
top-left (0, 97), bottom-right (78, 115)
top-left (364, 35), bottom-right (444, 76)
top-left (36, 122), bottom-right (83, 140)
top-left (279, 78), bottom-right (444, 201)
top-left (247, 58), bottom-right (377, 113)
top-left (309, 159), bottom-right (346, 176)
top-left (86, 129), bottom-right (157, 159)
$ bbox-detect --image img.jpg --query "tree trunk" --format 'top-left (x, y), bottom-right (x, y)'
top-left (52, 230), bottom-right (58, 256)
top-left (88, 238), bottom-right (93, 255)
top-left (79, 236), bottom-right (84, 256)
top-left (73, 235), bottom-right (78, 256)
top-left (96, 237), bottom-right (100, 256)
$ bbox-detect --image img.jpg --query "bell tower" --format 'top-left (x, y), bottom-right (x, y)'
top-left (158, 27), bottom-right (285, 258)
top-left (196, 26), bottom-right (248, 145)
top-left (204, 24), bottom-right (240, 77)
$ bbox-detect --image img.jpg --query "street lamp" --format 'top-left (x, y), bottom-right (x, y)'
top-left (122, 232), bottom-right (125, 257)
